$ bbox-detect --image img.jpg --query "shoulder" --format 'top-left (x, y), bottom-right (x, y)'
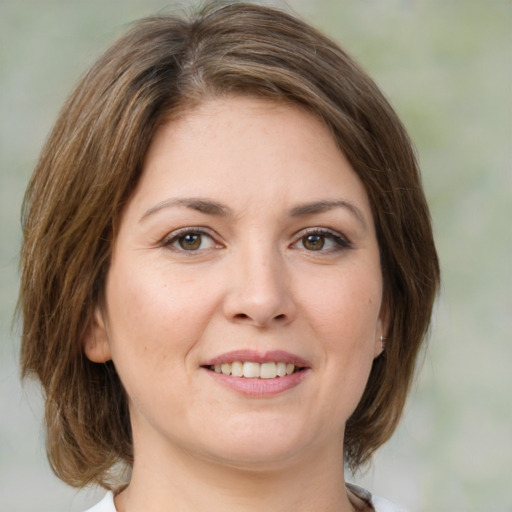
top-left (83, 492), bottom-right (116, 512)
top-left (347, 483), bottom-right (408, 512)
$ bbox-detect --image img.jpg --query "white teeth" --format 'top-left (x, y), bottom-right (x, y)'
top-left (243, 361), bottom-right (260, 378)
top-left (260, 362), bottom-right (277, 379)
top-left (231, 361), bottom-right (243, 377)
top-left (210, 361), bottom-right (298, 378)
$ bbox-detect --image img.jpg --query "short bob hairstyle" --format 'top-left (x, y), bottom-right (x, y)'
top-left (19, 1), bottom-right (439, 490)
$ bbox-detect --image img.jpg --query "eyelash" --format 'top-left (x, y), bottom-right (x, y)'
top-left (292, 228), bottom-right (352, 253)
top-left (161, 227), bottom-right (220, 253)
top-left (161, 227), bottom-right (351, 254)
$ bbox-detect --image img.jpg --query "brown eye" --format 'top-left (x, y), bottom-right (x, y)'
top-left (302, 234), bottom-right (325, 251)
top-left (164, 228), bottom-right (221, 254)
top-left (293, 229), bottom-right (351, 253)
top-left (178, 233), bottom-right (203, 250)
top-left (165, 229), bottom-right (219, 252)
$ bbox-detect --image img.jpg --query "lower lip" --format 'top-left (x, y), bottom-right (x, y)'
top-left (204, 369), bottom-right (309, 397)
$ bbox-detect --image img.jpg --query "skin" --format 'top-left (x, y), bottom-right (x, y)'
top-left (85, 96), bottom-right (385, 512)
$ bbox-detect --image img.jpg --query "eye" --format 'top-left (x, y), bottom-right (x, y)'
top-left (293, 229), bottom-right (351, 252)
top-left (301, 234), bottom-right (327, 251)
top-left (163, 228), bottom-right (220, 252)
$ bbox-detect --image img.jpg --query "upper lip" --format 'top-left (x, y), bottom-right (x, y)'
top-left (201, 350), bottom-right (311, 368)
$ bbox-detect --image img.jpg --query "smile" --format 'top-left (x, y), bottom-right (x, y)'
top-left (208, 361), bottom-right (297, 379)
top-left (201, 350), bottom-right (310, 396)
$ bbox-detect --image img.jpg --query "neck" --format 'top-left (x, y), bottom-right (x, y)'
top-left (115, 434), bottom-right (354, 512)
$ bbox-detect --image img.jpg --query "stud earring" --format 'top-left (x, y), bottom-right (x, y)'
top-left (380, 336), bottom-right (387, 351)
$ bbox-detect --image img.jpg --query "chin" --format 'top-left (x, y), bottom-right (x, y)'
top-left (192, 416), bottom-right (317, 469)
top-left (203, 445), bottom-right (305, 473)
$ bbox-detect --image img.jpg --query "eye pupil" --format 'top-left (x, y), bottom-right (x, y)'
top-left (303, 234), bottom-right (325, 251)
top-left (179, 234), bottom-right (202, 250)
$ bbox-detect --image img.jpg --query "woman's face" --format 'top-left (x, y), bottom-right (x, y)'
top-left (86, 97), bottom-right (385, 470)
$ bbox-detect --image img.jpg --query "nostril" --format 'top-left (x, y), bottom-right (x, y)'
top-left (231, 312), bottom-right (287, 324)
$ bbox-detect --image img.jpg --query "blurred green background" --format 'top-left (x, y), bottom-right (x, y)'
top-left (0, 1), bottom-right (510, 510)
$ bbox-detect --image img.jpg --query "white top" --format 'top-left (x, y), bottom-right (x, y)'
top-left (348, 483), bottom-right (407, 511)
top-left (84, 485), bottom-right (406, 512)
top-left (84, 493), bottom-right (115, 512)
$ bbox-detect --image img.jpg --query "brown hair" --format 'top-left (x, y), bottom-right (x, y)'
top-left (19, 1), bottom-right (439, 489)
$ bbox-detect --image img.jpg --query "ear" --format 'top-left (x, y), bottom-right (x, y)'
top-left (83, 306), bottom-right (112, 363)
top-left (373, 302), bottom-right (389, 359)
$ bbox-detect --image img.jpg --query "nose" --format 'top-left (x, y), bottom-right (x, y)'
top-left (222, 246), bottom-right (296, 328)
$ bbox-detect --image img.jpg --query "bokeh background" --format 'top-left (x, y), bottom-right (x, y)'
top-left (1, 0), bottom-right (510, 510)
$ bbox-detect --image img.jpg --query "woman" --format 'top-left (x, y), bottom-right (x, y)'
top-left (19, 3), bottom-right (439, 511)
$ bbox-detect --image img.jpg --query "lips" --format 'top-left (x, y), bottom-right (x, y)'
top-left (201, 350), bottom-right (310, 396)
top-left (210, 361), bottom-right (296, 379)
top-left (203, 349), bottom-right (309, 364)
top-left (202, 350), bottom-right (309, 372)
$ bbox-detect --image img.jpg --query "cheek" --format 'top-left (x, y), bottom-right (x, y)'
top-left (104, 261), bottom-right (208, 371)
top-left (102, 262), bottom-right (214, 419)
top-left (304, 268), bottom-right (382, 343)
top-left (301, 263), bottom-right (382, 395)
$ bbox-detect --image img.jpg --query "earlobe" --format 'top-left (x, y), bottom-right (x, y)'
top-left (83, 307), bottom-right (112, 363)
top-left (374, 306), bottom-right (389, 358)
top-left (374, 335), bottom-right (386, 358)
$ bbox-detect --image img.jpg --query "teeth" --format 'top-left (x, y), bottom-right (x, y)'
top-left (231, 361), bottom-right (243, 377)
top-left (243, 361), bottom-right (260, 378)
top-left (260, 362), bottom-right (277, 379)
top-left (210, 361), bottom-right (297, 378)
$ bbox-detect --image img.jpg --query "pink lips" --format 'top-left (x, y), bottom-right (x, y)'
top-left (201, 350), bottom-right (311, 397)
top-left (201, 349), bottom-right (310, 368)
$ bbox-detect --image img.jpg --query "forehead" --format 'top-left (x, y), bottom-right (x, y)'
top-left (128, 96), bottom-right (373, 223)
top-left (149, 96), bottom-right (336, 165)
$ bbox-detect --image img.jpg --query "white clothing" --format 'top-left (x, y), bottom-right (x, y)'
top-left (84, 492), bottom-right (115, 512)
top-left (348, 483), bottom-right (407, 511)
top-left (84, 485), bottom-right (406, 512)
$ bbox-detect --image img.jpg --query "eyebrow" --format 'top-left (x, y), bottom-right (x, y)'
top-left (139, 197), bottom-right (367, 230)
top-left (139, 198), bottom-right (231, 222)
top-left (290, 200), bottom-right (367, 230)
